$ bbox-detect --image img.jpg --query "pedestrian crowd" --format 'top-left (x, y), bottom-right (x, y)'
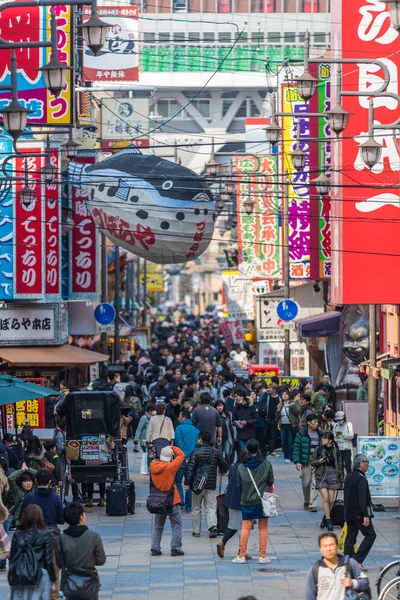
top-left (0, 313), bottom-right (375, 600)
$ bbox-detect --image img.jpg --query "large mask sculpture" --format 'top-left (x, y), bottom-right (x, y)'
top-left (69, 147), bottom-right (215, 264)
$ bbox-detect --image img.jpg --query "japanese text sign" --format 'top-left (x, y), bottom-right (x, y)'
top-left (282, 85), bottom-right (310, 280)
top-left (14, 147), bottom-right (44, 298)
top-left (70, 157), bottom-right (98, 299)
top-left (0, 307), bottom-right (55, 341)
top-left (0, 134), bottom-right (14, 300)
top-left (221, 269), bottom-right (254, 320)
top-left (101, 98), bottom-right (149, 140)
top-left (0, 4), bottom-right (72, 125)
top-left (331, 0), bottom-right (400, 303)
top-left (82, 6), bottom-right (139, 83)
top-left (45, 148), bottom-right (61, 297)
top-left (6, 378), bottom-right (45, 430)
top-left (236, 155), bottom-right (282, 279)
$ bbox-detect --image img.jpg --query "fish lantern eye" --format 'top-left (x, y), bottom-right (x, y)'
top-left (162, 180), bottom-right (173, 190)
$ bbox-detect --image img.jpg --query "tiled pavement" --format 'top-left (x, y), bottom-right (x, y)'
top-left (1, 447), bottom-right (400, 599)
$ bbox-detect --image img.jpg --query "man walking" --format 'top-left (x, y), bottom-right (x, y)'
top-left (150, 445), bottom-right (185, 556)
top-left (306, 532), bottom-right (370, 600)
top-left (185, 431), bottom-right (228, 538)
top-left (263, 383), bottom-right (280, 455)
top-left (344, 453), bottom-right (376, 569)
top-left (174, 410), bottom-right (200, 511)
top-left (293, 414), bottom-right (323, 512)
top-left (191, 392), bottom-right (222, 446)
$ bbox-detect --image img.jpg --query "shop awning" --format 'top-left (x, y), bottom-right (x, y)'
top-left (295, 311), bottom-right (341, 338)
top-left (0, 345), bottom-right (109, 367)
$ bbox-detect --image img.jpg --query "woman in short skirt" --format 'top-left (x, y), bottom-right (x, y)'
top-left (311, 431), bottom-right (344, 532)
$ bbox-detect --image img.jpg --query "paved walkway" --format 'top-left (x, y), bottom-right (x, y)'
top-left (1, 448), bottom-right (400, 600)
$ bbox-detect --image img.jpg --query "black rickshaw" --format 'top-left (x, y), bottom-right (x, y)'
top-left (60, 391), bottom-right (128, 501)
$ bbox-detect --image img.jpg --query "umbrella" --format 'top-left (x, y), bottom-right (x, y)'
top-left (0, 374), bottom-right (60, 407)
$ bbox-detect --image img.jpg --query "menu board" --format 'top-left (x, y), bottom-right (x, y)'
top-left (357, 436), bottom-right (400, 498)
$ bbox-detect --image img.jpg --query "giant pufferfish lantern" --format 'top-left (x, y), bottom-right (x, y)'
top-left (69, 147), bottom-right (216, 264)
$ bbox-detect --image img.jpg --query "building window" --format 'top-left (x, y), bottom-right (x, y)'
top-left (284, 32), bottom-right (296, 44)
top-left (222, 91), bottom-right (237, 116)
top-left (173, 0), bottom-right (188, 11)
top-left (219, 32), bottom-right (231, 43)
top-left (303, 0), bottom-right (319, 11)
top-left (189, 99), bottom-right (211, 118)
top-left (143, 33), bottom-right (155, 43)
top-left (234, 98), bottom-right (260, 119)
top-left (251, 31), bottom-right (264, 43)
top-left (151, 99), bottom-right (181, 119)
top-left (267, 31), bottom-right (281, 44)
top-left (218, 0), bottom-right (231, 12)
top-left (203, 32), bottom-right (215, 42)
top-left (314, 32), bottom-right (326, 44)
top-left (174, 32), bottom-right (186, 42)
top-left (188, 32), bottom-right (200, 42)
top-left (159, 32), bottom-right (170, 42)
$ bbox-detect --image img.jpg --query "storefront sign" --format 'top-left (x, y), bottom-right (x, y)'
top-left (0, 304), bottom-right (67, 346)
top-left (221, 270), bottom-right (254, 320)
top-left (101, 98), bottom-right (149, 140)
top-left (282, 85), bottom-right (310, 280)
top-left (70, 157), bottom-right (98, 300)
top-left (45, 147), bottom-right (61, 297)
top-left (331, 1), bottom-right (400, 303)
top-left (0, 134), bottom-right (14, 300)
top-left (14, 147), bottom-right (44, 298)
top-left (5, 377), bottom-right (46, 430)
top-left (357, 436), bottom-right (400, 498)
top-left (309, 63), bottom-right (331, 280)
top-left (0, 5), bottom-right (73, 125)
top-left (236, 155), bottom-right (281, 279)
top-left (82, 6), bottom-right (139, 83)
top-left (258, 341), bottom-right (309, 376)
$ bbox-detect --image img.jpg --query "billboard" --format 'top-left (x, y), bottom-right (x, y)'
top-left (357, 436), bottom-right (400, 498)
top-left (281, 85), bottom-right (310, 280)
top-left (221, 269), bottom-right (254, 320)
top-left (14, 147), bottom-right (44, 298)
top-left (331, 1), bottom-right (400, 303)
top-left (101, 97), bottom-right (149, 140)
top-left (0, 4), bottom-right (73, 126)
top-left (236, 155), bottom-right (281, 279)
top-left (82, 6), bottom-right (139, 83)
top-left (0, 134), bottom-right (14, 300)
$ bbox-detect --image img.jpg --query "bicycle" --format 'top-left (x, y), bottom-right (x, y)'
top-left (377, 557), bottom-right (400, 596)
top-left (378, 575), bottom-right (400, 600)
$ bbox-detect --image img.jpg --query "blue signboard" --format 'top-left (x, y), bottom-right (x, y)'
top-left (94, 302), bottom-right (116, 325)
top-left (276, 299), bottom-right (299, 322)
top-left (0, 134), bottom-right (14, 300)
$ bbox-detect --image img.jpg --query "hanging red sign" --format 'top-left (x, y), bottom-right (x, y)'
top-left (45, 148), bottom-right (61, 296)
top-left (70, 156), bottom-right (97, 298)
top-left (14, 148), bottom-right (44, 297)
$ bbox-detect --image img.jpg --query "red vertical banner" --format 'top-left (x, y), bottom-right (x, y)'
top-left (70, 156), bottom-right (98, 298)
top-left (14, 148), bottom-right (44, 297)
top-left (45, 148), bottom-right (61, 296)
top-left (331, 1), bottom-right (400, 303)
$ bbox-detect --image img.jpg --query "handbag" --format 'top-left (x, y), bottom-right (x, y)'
top-left (43, 458), bottom-right (55, 472)
top-left (140, 450), bottom-right (149, 475)
top-left (246, 467), bottom-right (278, 518)
top-left (59, 536), bottom-right (99, 600)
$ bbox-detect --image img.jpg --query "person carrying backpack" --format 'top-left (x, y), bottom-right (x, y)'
top-left (306, 532), bottom-right (370, 600)
top-left (185, 431), bottom-right (228, 538)
top-left (8, 504), bottom-right (56, 600)
top-left (148, 445), bottom-right (185, 557)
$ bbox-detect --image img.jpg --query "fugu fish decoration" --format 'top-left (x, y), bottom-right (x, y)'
top-left (69, 147), bottom-right (216, 264)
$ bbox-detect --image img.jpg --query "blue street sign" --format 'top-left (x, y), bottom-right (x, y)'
top-left (94, 303), bottom-right (116, 325)
top-left (276, 299), bottom-right (299, 322)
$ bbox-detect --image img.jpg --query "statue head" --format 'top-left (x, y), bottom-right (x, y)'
top-left (343, 315), bottom-right (369, 364)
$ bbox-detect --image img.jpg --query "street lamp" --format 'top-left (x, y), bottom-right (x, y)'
top-left (290, 147), bottom-right (307, 171)
top-left (224, 178), bottom-right (236, 195)
top-left (326, 103), bottom-right (351, 136)
top-left (63, 129), bottom-right (81, 160)
top-left (296, 69), bottom-right (318, 102)
top-left (263, 119), bottom-right (283, 147)
top-left (1, 51), bottom-right (30, 140)
top-left (387, 0), bottom-right (400, 31)
top-left (37, 9), bottom-right (70, 97)
top-left (204, 157), bottom-right (221, 177)
top-left (42, 160), bottom-right (56, 182)
top-left (243, 197), bottom-right (254, 215)
top-left (82, 0), bottom-right (111, 56)
top-left (359, 136), bottom-right (383, 169)
top-left (215, 196), bottom-right (225, 211)
top-left (312, 172), bottom-right (331, 196)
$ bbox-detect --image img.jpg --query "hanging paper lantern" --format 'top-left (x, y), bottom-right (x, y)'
top-left (69, 147), bottom-right (215, 264)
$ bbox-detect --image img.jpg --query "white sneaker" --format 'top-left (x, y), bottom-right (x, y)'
top-left (284, 459), bottom-right (291, 464)
top-left (232, 555), bottom-right (246, 564)
top-left (258, 557), bottom-right (271, 564)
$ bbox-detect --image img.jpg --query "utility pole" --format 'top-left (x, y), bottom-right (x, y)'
top-left (100, 232), bottom-right (108, 377)
top-left (142, 259), bottom-right (147, 326)
top-left (368, 304), bottom-right (377, 434)
top-left (283, 172), bottom-right (291, 376)
top-left (114, 246), bottom-right (120, 364)
top-left (136, 257), bottom-right (141, 325)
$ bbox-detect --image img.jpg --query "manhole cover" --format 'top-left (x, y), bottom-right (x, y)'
top-left (255, 568), bottom-right (299, 573)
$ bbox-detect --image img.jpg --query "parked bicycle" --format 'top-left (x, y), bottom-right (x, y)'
top-left (377, 556), bottom-right (400, 597)
top-left (378, 575), bottom-right (400, 600)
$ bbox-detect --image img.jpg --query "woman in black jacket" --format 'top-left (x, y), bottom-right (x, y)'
top-left (9, 504), bottom-right (56, 600)
top-left (232, 390), bottom-right (259, 452)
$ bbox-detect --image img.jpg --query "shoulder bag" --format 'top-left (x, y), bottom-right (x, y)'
top-left (246, 467), bottom-right (279, 518)
top-left (59, 536), bottom-right (99, 600)
top-left (146, 475), bottom-right (174, 514)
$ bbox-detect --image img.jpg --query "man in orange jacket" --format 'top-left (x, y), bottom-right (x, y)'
top-left (150, 445), bottom-right (185, 557)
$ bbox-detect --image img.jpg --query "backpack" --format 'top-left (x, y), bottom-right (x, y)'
top-left (147, 438), bottom-right (171, 461)
top-left (146, 475), bottom-right (174, 514)
top-left (311, 557), bottom-right (372, 600)
top-left (191, 449), bottom-right (214, 495)
top-left (8, 533), bottom-right (41, 587)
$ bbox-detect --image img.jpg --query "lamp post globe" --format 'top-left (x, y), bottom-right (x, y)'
top-left (215, 197), bottom-right (225, 211)
top-left (263, 119), bottom-right (283, 146)
top-left (296, 70), bottom-right (318, 102)
top-left (38, 57), bottom-right (70, 98)
top-left (20, 184), bottom-right (34, 207)
top-left (63, 131), bottom-right (81, 160)
top-left (312, 172), bottom-right (331, 196)
top-left (387, 0), bottom-right (400, 31)
top-left (326, 103), bottom-right (351, 136)
top-left (243, 198), bottom-right (254, 215)
top-left (1, 100), bottom-right (30, 140)
top-left (359, 136), bottom-right (383, 169)
top-left (290, 148), bottom-right (307, 171)
top-left (82, 14), bottom-right (111, 56)
top-left (204, 157), bottom-right (220, 177)
top-left (224, 178), bottom-right (236, 195)
top-left (42, 160), bottom-right (57, 183)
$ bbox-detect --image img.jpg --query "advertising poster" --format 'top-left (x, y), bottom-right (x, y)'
top-left (357, 436), bottom-right (400, 498)
top-left (5, 377), bottom-right (45, 430)
top-left (331, 1), bottom-right (400, 303)
top-left (221, 270), bottom-right (254, 320)
top-left (281, 84), bottom-right (310, 280)
top-left (101, 97), bottom-right (149, 140)
top-left (236, 155), bottom-right (281, 280)
top-left (81, 435), bottom-right (108, 463)
top-left (0, 134), bottom-right (14, 300)
top-left (82, 6), bottom-right (139, 83)
top-left (0, 5), bottom-right (72, 126)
